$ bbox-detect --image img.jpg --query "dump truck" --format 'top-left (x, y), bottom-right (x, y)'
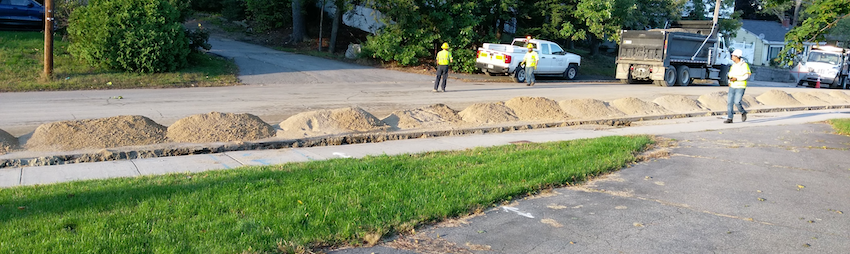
top-left (615, 21), bottom-right (734, 86)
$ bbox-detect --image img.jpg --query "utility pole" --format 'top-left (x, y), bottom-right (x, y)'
top-left (711, 0), bottom-right (721, 32)
top-left (318, 0), bottom-right (325, 51)
top-left (43, 0), bottom-right (54, 79)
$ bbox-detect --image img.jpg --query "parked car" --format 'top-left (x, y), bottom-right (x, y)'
top-left (475, 37), bottom-right (581, 83)
top-left (0, 0), bottom-right (44, 29)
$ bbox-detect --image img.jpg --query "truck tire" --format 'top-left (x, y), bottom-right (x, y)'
top-left (676, 66), bottom-right (691, 86)
top-left (512, 68), bottom-right (526, 83)
top-left (654, 66), bottom-right (676, 87)
top-left (563, 64), bottom-right (578, 80)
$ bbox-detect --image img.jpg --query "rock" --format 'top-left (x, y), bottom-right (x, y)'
top-left (346, 44), bottom-right (362, 59)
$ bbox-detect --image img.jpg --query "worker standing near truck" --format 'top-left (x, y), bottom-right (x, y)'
top-left (434, 43), bottom-right (454, 92)
top-left (725, 49), bottom-right (751, 124)
top-left (520, 44), bottom-right (538, 86)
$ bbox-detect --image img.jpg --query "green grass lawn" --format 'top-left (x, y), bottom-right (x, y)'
top-left (0, 31), bottom-right (240, 92)
top-left (0, 135), bottom-right (652, 253)
top-left (569, 48), bottom-right (616, 78)
top-left (829, 118), bottom-right (850, 135)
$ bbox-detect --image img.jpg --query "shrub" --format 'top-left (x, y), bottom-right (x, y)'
top-left (221, 0), bottom-right (247, 21)
top-left (186, 25), bottom-right (212, 53)
top-left (68, 0), bottom-right (190, 73)
top-left (245, 0), bottom-right (291, 32)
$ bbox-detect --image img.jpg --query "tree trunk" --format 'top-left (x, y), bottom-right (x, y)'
top-left (291, 0), bottom-right (304, 43)
top-left (329, 1), bottom-right (342, 53)
top-left (590, 36), bottom-right (600, 56)
top-left (792, 0), bottom-right (802, 26)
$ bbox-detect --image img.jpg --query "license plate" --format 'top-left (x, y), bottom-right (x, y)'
top-left (487, 64), bottom-right (494, 69)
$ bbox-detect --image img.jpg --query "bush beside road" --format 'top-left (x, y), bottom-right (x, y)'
top-left (0, 31), bottom-right (239, 92)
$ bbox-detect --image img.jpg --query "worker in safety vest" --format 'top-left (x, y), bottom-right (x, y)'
top-left (520, 43), bottom-right (539, 86)
top-left (725, 49), bottom-right (751, 124)
top-left (433, 42), bottom-right (453, 92)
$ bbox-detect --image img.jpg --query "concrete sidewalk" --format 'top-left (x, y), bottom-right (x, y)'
top-left (2, 108), bottom-right (849, 188)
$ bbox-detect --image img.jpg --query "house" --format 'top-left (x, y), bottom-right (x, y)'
top-left (729, 19), bottom-right (791, 66)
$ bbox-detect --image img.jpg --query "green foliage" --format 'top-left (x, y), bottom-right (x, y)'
top-left (190, 0), bottom-right (223, 12)
top-left (222, 0), bottom-right (247, 21)
top-left (783, 0), bottom-right (850, 60)
top-left (186, 26), bottom-right (213, 52)
top-left (0, 136), bottom-right (652, 252)
top-left (363, 0), bottom-right (501, 71)
top-left (829, 118), bottom-right (850, 135)
top-left (68, 0), bottom-right (190, 73)
top-left (244, 0), bottom-right (292, 32)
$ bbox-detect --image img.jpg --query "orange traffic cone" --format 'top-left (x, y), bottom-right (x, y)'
top-left (815, 77), bottom-right (821, 88)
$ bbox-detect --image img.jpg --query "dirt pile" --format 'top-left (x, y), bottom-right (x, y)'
top-left (505, 97), bottom-right (569, 121)
top-left (610, 97), bottom-right (671, 116)
top-left (697, 92), bottom-right (728, 111)
top-left (829, 91), bottom-right (850, 102)
top-left (383, 104), bottom-right (464, 129)
top-left (558, 99), bottom-right (625, 119)
top-left (0, 129), bottom-right (18, 154)
top-left (458, 102), bottom-right (519, 124)
top-left (808, 91), bottom-right (849, 104)
top-left (756, 90), bottom-right (802, 106)
top-left (790, 92), bottom-right (830, 106)
top-left (167, 112), bottom-right (275, 143)
top-left (278, 107), bottom-right (388, 139)
top-left (742, 95), bottom-right (762, 108)
top-left (26, 115), bottom-right (167, 151)
top-left (652, 95), bottom-right (704, 112)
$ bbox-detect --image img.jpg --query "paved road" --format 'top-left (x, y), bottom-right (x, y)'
top-left (0, 37), bottom-right (802, 138)
top-left (328, 121), bottom-right (850, 254)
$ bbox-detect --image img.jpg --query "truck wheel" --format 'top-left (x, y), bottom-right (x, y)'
top-left (654, 66), bottom-right (676, 87)
top-left (563, 64), bottom-right (578, 80)
top-left (676, 66), bottom-right (691, 86)
top-left (796, 80), bottom-right (805, 87)
top-left (512, 68), bottom-right (526, 83)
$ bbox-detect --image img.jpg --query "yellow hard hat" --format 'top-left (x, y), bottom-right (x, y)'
top-left (441, 43), bottom-right (449, 49)
top-left (527, 44), bottom-right (534, 49)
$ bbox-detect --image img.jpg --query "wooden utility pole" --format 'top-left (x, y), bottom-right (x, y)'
top-left (44, 0), bottom-right (54, 79)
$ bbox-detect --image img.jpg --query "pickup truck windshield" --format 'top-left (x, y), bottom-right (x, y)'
top-left (808, 52), bottom-right (840, 65)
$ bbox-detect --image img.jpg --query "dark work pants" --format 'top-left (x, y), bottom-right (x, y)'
top-left (434, 65), bottom-right (449, 90)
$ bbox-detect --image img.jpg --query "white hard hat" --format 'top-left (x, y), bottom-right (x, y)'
top-left (732, 49), bottom-right (744, 57)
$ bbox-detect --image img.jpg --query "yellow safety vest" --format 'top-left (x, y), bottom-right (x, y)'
top-left (728, 61), bottom-right (751, 88)
top-left (523, 51), bottom-right (539, 67)
top-left (437, 50), bottom-right (453, 66)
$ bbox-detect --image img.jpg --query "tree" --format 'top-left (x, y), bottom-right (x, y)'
top-left (291, 0), bottom-right (305, 43)
top-left (753, 0), bottom-right (794, 24)
top-left (828, 17), bottom-right (850, 46)
top-left (329, 0), bottom-right (344, 53)
top-left (785, 0), bottom-right (850, 51)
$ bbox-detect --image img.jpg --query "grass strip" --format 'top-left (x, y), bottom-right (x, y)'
top-left (0, 135), bottom-right (652, 253)
top-left (0, 31), bottom-right (239, 92)
top-left (829, 118), bottom-right (850, 135)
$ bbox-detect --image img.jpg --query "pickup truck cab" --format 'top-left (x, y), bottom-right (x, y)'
top-left (475, 37), bottom-right (581, 83)
top-left (795, 45), bottom-right (849, 89)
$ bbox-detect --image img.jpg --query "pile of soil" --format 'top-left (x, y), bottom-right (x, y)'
top-left (27, 115), bottom-right (167, 151)
top-left (505, 97), bottom-right (569, 121)
top-left (278, 107), bottom-right (388, 139)
top-left (610, 97), bottom-right (671, 116)
top-left (742, 95), bottom-right (762, 108)
top-left (808, 91), bottom-right (849, 104)
top-left (790, 92), bottom-right (830, 106)
top-left (756, 90), bottom-right (802, 106)
top-left (0, 128), bottom-right (18, 154)
top-left (652, 95), bottom-right (704, 113)
top-left (558, 99), bottom-right (625, 119)
top-left (383, 104), bottom-right (464, 129)
top-left (167, 112), bottom-right (275, 143)
top-left (830, 91), bottom-right (850, 102)
top-left (458, 102), bottom-right (519, 124)
top-left (697, 92), bottom-right (728, 111)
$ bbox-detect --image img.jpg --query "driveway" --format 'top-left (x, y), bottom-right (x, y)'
top-left (330, 122), bottom-right (850, 253)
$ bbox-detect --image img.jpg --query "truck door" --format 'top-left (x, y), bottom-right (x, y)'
top-left (537, 43), bottom-right (554, 74)
top-left (549, 43), bottom-right (568, 73)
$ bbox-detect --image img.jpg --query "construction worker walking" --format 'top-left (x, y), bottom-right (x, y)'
top-left (434, 42), bottom-right (453, 92)
top-left (725, 49), bottom-right (751, 123)
top-left (520, 44), bottom-right (538, 86)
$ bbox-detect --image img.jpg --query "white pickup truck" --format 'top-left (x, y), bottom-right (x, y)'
top-left (475, 37), bottom-right (581, 83)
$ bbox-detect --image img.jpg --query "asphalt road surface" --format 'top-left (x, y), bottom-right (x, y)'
top-left (0, 37), bottom-right (799, 137)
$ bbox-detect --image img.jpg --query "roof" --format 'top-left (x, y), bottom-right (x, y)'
top-left (740, 19), bottom-right (790, 42)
